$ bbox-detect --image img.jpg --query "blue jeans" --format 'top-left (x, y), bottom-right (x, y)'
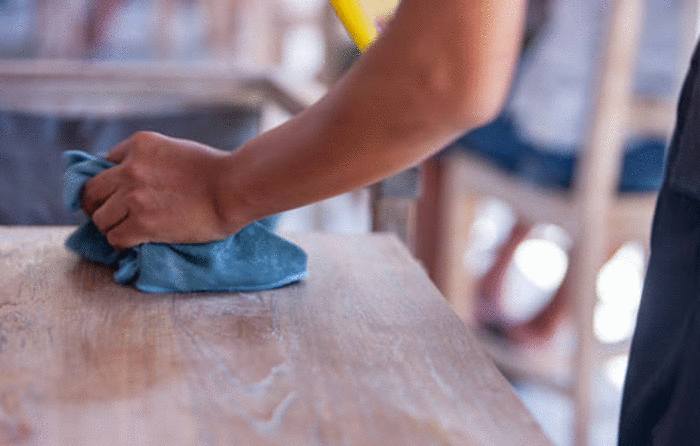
top-left (451, 114), bottom-right (666, 193)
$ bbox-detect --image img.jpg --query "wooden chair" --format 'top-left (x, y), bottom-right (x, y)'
top-left (32, 0), bottom-right (282, 63)
top-left (153, 0), bottom-right (277, 63)
top-left (415, 0), bottom-right (697, 444)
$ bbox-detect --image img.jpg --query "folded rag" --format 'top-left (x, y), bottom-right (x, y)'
top-left (63, 150), bottom-right (307, 293)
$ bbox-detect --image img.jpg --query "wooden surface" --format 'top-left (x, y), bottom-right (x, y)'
top-left (0, 227), bottom-right (548, 446)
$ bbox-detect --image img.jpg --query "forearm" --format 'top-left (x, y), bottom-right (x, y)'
top-left (219, 0), bottom-right (526, 229)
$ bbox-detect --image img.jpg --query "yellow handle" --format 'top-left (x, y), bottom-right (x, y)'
top-left (330, 0), bottom-right (378, 52)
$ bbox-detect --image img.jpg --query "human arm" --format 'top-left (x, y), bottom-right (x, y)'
top-left (83, 0), bottom-right (526, 248)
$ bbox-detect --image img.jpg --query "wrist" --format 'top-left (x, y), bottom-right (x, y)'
top-left (212, 151), bottom-right (257, 235)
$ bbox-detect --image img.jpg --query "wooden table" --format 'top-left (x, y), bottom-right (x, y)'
top-left (0, 227), bottom-right (549, 446)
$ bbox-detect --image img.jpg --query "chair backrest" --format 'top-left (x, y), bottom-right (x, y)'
top-left (574, 0), bottom-right (698, 203)
top-left (572, 0), bottom-right (645, 206)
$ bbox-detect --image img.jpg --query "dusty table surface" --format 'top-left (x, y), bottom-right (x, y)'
top-left (0, 227), bottom-right (549, 446)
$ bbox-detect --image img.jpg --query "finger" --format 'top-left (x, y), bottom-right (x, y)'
top-left (82, 167), bottom-right (122, 216)
top-left (106, 137), bottom-right (134, 164)
top-left (106, 217), bottom-right (148, 250)
top-left (92, 193), bottom-right (129, 234)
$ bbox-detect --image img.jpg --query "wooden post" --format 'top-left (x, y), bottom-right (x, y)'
top-left (569, 0), bottom-right (644, 444)
top-left (415, 158), bottom-right (479, 325)
top-left (370, 169), bottom-right (421, 252)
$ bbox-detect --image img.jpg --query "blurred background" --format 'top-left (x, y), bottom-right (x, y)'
top-left (0, 0), bottom-right (697, 444)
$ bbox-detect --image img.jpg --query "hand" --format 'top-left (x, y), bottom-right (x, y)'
top-left (82, 131), bottom-right (245, 249)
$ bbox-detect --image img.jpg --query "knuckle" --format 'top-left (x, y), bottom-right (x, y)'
top-left (130, 131), bottom-right (161, 150)
top-left (127, 190), bottom-right (149, 210)
top-left (123, 162), bottom-right (145, 180)
top-left (132, 130), bottom-right (156, 142)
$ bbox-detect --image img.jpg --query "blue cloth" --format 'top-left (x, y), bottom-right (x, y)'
top-left (63, 150), bottom-right (307, 293)
top-left (451, 114), bottom-right (667, 193)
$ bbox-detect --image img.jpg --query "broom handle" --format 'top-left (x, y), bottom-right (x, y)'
top-left (329, 0), bottom-right (379, 51)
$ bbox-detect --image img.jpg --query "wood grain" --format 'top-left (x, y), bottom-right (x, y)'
top-left (0, 227), bottom-right (548, 446)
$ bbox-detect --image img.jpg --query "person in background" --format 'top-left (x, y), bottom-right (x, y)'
top-left (456, 0), bottom-right (683, 342)
top-left (77, 0), bottom-right (700, 442)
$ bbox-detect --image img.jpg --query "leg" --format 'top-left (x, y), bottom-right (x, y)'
top-left (477, 220), bottom-right (531, 326)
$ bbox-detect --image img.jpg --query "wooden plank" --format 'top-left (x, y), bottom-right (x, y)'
top-left (262, 74), bottom-right (327, 116)
top-left (448, 152), bottom-right (657, 241)
top-left (0, 227), bottom-right (548, 446)
top-left (0, 59), bottom-right (262, 83)
top-left (569, 0), bottom-right (644, 443)
top-left (0, 60), bottom-right (330, 122)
